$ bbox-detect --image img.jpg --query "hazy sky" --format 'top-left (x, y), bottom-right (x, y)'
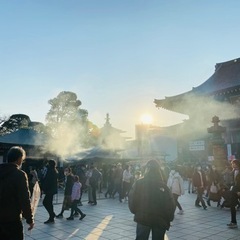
top-left (0, 1), bottom-right (239, 138)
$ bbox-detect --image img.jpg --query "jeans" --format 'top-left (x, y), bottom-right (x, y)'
top-left (0, 220), bottom-right (23, 240)
top-left (136, 223), bottom-right (166, 240)
top-left (195, 187), bottom-right (206, 207)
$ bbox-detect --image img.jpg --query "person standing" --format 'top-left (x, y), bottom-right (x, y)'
top-left (206, 165), bottom-right (222, 207)
top-left (122, 165), bottom-right (133, 202)
top-left (67, 175), bottom-right (86, 221)
top-left (128, 160), bottom-right (175, 240)
top-left (85, 166), bottom-right (94, 204)
top-left (0, 146), bottom-right (34, 239)
top-left (41, 159), bottom-right (58, 224)
top-left (56, 167), bottom-right (74, 218)
top-left (227, 160), bottom-right (240, 228)
top-left (192, 165), bottom-right (207, 210)
top-left (112, 163), bottom-right (123, 202)
top-left (167, 166), bottom-right (185, 215)
top-left (89, 164), bottom-right (102, 205)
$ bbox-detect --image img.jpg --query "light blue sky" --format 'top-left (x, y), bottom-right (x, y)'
top-left (0, 1), bottom-right (239, 138)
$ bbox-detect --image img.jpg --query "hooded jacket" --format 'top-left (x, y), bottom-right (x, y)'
top-left (167, 170), bottom-right (185, 196)
top-left (128, 174), bottom-right (175, 230)
top-left (0, 163), bottom-right (33, 224)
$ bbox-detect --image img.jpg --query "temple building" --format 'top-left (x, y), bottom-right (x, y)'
top-left (154, 58), bottom-right (240, 166)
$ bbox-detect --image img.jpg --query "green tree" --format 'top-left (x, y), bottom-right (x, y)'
top-left (0, 114), bottom-right (31, 135)
top-left (45, 91), bottom-right (99, 157)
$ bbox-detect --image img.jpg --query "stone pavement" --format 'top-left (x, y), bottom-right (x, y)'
top-left (24, 189), bottom-right (240, 240)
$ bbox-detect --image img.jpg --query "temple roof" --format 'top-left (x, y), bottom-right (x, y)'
top-left (0, 128), bottom-right (47, 146)
top-left (154, 58), bottom-right (240, 114)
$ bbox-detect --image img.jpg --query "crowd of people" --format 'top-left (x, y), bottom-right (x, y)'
top-left (1, 145), bottom-right (240, 239)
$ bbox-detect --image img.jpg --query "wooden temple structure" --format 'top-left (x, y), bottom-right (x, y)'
top-left (154, 58), bottom-right (240, 167)
top-left (0, 128), bottom-right (54, 168)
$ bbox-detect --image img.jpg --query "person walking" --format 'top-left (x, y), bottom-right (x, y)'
top-left (128, 160), bottom-right (175, 240)
top-left (56, 167), bottom-right (74, 218)
top-left (227, 159), bottom-right (240, 228)
top-left (41, 159), bottom-right (58, 224)
top-left (66, 175), bottom-right (86, 221)
top-left (0, 146), bottom-right (34, 239)
top-left (167, 166), bottom-right (185, 215)
top-left (192, 165), bottom-right (207, 210)
top-left (112, 163), bottom-right (123, 202)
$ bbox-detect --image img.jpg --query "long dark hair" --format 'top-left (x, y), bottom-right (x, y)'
top-left (144, 160), bottom-right (164, 182)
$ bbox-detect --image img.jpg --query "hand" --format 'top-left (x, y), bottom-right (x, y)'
top-left (28, 222), bottom-right (34, 231)
top-left (237, 192), bottom-right (240, 197)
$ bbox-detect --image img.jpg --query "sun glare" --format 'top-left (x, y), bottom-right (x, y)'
top-left (140, 114), bottom-right (153, 124)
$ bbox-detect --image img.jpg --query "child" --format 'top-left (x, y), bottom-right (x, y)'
top-left (67, 175), bottom-right (86, 221)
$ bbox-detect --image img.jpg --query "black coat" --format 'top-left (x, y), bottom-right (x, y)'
top-left (0, 163), bottom-right (33, 224)
top-left (192, 171), bottom-right (207, 188)
top-left (41, 166), bottom-right (58, 195)
top-left (128, 175), bottom-right (175, 230)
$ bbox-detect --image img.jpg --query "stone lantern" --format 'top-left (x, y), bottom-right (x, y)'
top-left (207, 116), bottom-right (227, 170)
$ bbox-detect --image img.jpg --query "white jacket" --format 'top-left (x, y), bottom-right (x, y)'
top-left (167, 170), bottom-right (185, 196)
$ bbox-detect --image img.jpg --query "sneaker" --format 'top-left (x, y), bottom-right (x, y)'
top-left (44, 219), bottom-right (55, 224)
top-left (203, 206), bottom-right (207, 210)
top-left (73, 213), bottom-right (79, 217)
top-left (66, 216), bottom-right (74, 220)
top-left (79, 214), bottom-right (86, 220)
top-left (177, 210), bottom-right (184, 215)
top-left (227, 222), bottom-right (238, 228)
top-left (56, 214), bottom-right (63, 218)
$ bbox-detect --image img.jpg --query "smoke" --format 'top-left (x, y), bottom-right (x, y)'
top-left (41, 121), bottom-right (125, 161)
top-left (175, 92), bottom-right (239, 137)
top-left (44, 121), bottom-right (85, 159)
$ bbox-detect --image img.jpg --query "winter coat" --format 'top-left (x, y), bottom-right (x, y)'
top-left (167, 171), bottom-right (185, 196)
top-left (0, 163), bottom-right (33, 224)
top-left (128, 174), bottom-right (175, 230)
top-left (64, 175), bottom-right (74, 196)
top-left (192, 170), bottom-right (207, 188)
top-left (41, 166), bottom-right (58, 195)
top-left (71, 182), bottom-right (82, 201)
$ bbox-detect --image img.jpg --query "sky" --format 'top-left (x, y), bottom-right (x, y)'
top-left (0, 0), bottom-right (240, 139)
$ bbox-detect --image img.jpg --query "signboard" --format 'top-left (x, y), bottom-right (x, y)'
top-left (189, 140), bottom-right (205, 151)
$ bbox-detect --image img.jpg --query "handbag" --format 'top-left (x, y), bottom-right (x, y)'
top-left (210, 183), bottom-right (218, 194)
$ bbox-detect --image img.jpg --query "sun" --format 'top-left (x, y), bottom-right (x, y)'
top-left (140, 114), bottom-right (153, 125)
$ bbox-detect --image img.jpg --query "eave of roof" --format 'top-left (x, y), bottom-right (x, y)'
top-left (0, 129), bottom-right (47, 146)
top-left (154, 58), bottom-right (240, 113)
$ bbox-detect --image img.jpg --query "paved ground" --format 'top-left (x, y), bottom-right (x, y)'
top-left (24, 187), bottom-right (240, 240)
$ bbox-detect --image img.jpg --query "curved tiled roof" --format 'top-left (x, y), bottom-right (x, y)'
top-left (0, 129), bottom-right (47, 146)
top-left (154, 58), bottom-right (240, 114)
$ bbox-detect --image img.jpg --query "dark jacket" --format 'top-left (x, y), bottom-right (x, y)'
top-left (41, 166), bottom-right (58, 195)
top-left (64, 174), bottom-right (74, 195)
top-left (192, 170), bottom-right (207, 188)
top-left (0, 163), bottom-right (33, 224)
top-left (90, 168), bottom-right (102, 187)
top-left (128, 175), bottom-right (175, 230)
